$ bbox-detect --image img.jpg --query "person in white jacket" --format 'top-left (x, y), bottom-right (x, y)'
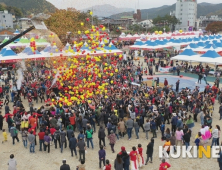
top-left (8, 154), bottom-right (17, 170)
top-left (211, 125), bottom-right (219, 147)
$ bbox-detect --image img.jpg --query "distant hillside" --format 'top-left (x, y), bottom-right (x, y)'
top-left (0, 0), bottom-right (57, 16)
top-left (82, 4), bottom-right (133, 17)
top-left (110, 2), bottom-right (222, 20)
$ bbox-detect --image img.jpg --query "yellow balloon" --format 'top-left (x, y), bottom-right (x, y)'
top-left (90, 11), bottom-right (93, 15)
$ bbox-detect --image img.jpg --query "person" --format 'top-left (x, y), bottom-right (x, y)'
top-left (170, 133), bottom-right (176, 152)
top-left (203, 73), bottom-right (207, 84)
top-left (159, 158), bottom-right (171, 170)
top-left (60, 159), bottom-right (70, 170)
top-left (218, 148), bottom-right (222, 170)
top-left (145, 138), bottom-right (154, 165)
top-left (163, 139), bottom-right (171, 156)
top-left (217, 125), bottom-right (221, 146)
top-left (137, 144), bottom-right (144, 167)
top-left (8, 154), bottom-right (17, 170)
top-left (185, 115), bottom-right (195, 130)
top-left (60, 128), bottom-right (67, 153)
top-left (160, 122), bottom-right (165, 139)
top-left (114, 154), bottom-right (124, 170)
top-left (198, 73), bottom-right (203, 84)
top-left (164, 78), bottom-right (168, 87)
top-left (219, 104), bottom-right (222, 120)
top-left (211, 125), bottom-right (219, 147)
top-left (126, 117), bottom-right (134, 140)
top-left (69, 134), bottom-right (77, 157)
top-left (98, 125), bottom-right (106, 147)
top-left (175, 128), bottom-right (184, 146)
top-left (129, 146), bottom-right (139, 170)
top-left (77, 137), bottom-right (86, 162)
top-left (134, 119), bottom-right (140, 139)
top-left (103, 159), bottom-right (112, 170)
top-left (67, 125), bottom-right (74, 141)
top-left (10, 124), bottom-right (19, 145)
top-left (85, 126), bottom-right (94, 149)
top-left (176, 80), bottom-right (180, 93)
top-left (195, 132), bottom-right (202, 149)
top-left (98, 145), bottom-right (106, 169)
top-left (119, 146), bottom-right (130, 170)
top-left (38, 129), bottom-right (45, 151)
top-left (144, 119), bottom-right (150, 140)
top-left (183, 129), bottom-right (191, 150)
top-left (150, 119), bottom-right (157, 138)
top-left (171, 113), bottom-right (177, 133)
top-left (108, 130), bottom-right (116, 153)
top-left (0, 111), bottom-right (3, 131)
top-left (44, 132), bottom-right (51, 153)
top-left (118, 118), bottom-right (125, 138)
top-left (27, 130), bottom-right (35, 153)
top-left (2, 129), bottom-right (7, 143)
top-left (76, 160), bottom-right (86, 170)
top-left (53, 127), bottom-right (61, 149)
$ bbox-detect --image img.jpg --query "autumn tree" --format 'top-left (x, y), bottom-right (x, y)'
top-left (45, 9), bottom-right (96, 44)
top-left (206, 21), bottom-right (222, 34)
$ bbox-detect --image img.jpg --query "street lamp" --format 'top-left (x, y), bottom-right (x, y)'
top-left (163, 20), bottom-right (166, 32)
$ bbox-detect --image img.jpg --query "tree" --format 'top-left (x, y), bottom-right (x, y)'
top-left (153, 14), bottom-right (180, 28)
top-left (206, 21), bottom-right (222, 34)
top-left (45, 9), bottom-right (92, 42)
top-left (6, 6), bottom-right (23, 17)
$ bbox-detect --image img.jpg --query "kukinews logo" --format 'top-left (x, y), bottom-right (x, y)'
top-left (159, 146), bottom-right (222, 158)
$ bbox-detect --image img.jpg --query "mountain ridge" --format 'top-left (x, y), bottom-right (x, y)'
top-left (81, 4), bottom-right (133, 17)
top-left (110, 3), bottom-right (222, 20)
top-left (0, 0), bottom-right (57, 16)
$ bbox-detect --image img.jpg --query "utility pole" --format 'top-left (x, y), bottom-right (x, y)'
top-left (146, 13), bottom-right (148, 33)
top-left (92, 7), bottom-right (93, 26)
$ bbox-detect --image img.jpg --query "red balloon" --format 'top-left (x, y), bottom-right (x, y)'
top-left (86, 18), bottom-right (90, 22)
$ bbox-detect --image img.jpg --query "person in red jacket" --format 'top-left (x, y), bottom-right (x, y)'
top-left (159, 159), bottom-right (171, 170)
top-left (164, 78), bottom-right (168, 87)
top-left (104, 159), bottom-right (111, 170)
top-left (38, 129), bottom-right (45, 151)
top-left (69, 112), bottom-right (76, 131)
top-left (50, 126), bottom-right (56, 144)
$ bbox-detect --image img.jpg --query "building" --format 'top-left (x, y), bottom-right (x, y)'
top-left (133, 9), bottom-right (142, 22)
top-left (175, 0), bottom-right (197, 31)
top-left (199, 15), bottom-right (222, 29)
top-left (137, 19), bottom-right (154, 28)
top-left (0, 10), bottom-right (13, 30)
top-left (101, 18), bottom-right (133, 29)
top-left (18, 18), bottom-right (32, 30)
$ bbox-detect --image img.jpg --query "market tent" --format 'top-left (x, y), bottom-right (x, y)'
top-left (1, 37), bottom-right (9, 44)
top-left (63, 43), bottom-right (71, 51)
top-left (129, 41), bottom-right (144, 49)
top-left (171, 46), bottom-right (199, 61)
top-left (196, 41), bottom-right (205, 47)
top-left (13, 29), bottom-right (20, 35)
top-left (36, 37), bottom-right (50, 46)
top-left (0, 47), bottom-right (7, 55)
top-left (104, 42), bottom-right (118, 50)
top-left (191, 49), bottom-right (222, 64)
top-left (18, 37), bottom-right (30, 44)
top-left (1, 47), bottom-right (17, 57)
top-left (42, 45), bottom-right (51, 53)
top-left (204, 44), bottom-right (218, 49)
top-left (189, 43), bottom-right (199, 49)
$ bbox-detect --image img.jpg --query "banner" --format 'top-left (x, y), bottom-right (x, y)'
top-left (158, 66), bottom-right (171, 73)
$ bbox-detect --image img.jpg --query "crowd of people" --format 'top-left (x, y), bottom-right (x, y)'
top-left (0, 54), bottom-right (222, 170)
